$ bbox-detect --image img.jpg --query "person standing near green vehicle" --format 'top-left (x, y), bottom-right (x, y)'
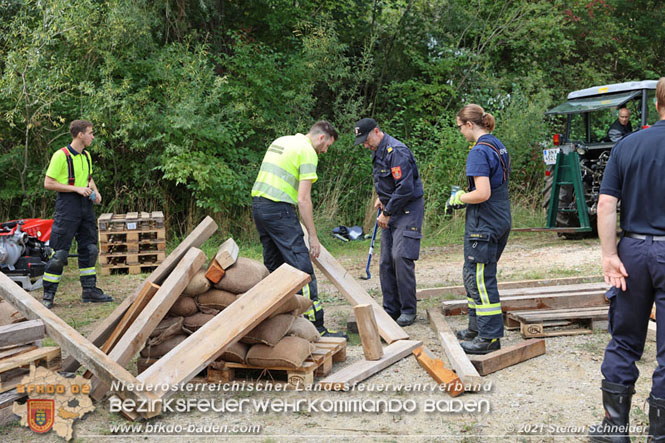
top-left (448, 104), bottom-right (512, 355)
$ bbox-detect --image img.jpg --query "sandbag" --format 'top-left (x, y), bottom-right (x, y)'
top-left (183, 312), bottom-right (215, 334)
top-left (198, 306), bottom-right (221, 315)
top-left (197, 289), bottom-right (237, 310)
top-left (140, 334), bottom-right (187, 358)
top-left (168, 296), bottom-right (198, 317)
top-left (218, 341), bottom-right (248, 364)
top-left (214, 257), bottom-right (269, 293)
top-left (183, 269), bottom-right (212, 296)
top-left (246, 336), bottom-right (315, 368)
top-left (241, 314), bottom-right (295, 346)
top-left (287, 316), bottom-right (320, 343)
top-left (270, 295), bottom-right (313, 318)
top-left (148, 316), bottom-right (184, 346)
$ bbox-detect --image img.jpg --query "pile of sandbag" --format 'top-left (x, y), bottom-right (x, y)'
top-left (139, 255), bottom-right (321, 370)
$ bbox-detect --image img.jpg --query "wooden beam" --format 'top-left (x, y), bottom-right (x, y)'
top-left (442, 290), bottom-right (609, 316)
top-left (413, 346), bottom-right (464, 397)
top-left (214, 238), bottom-right (239, 269)
top-left (61, 216), bottom-right (217, 372)
top-left (318, 339), bottom-right (422, 391)
top-left (354, 304), bottom-right (383, 360)
top-left (0, 272), bottom-right (158, 408)
top-left (427, 308), bottom-right (482, 387)
top-left (132, 263), bottom-right (310, 415)
top-left (204, 261), bottom-right (225, 284)
top-left (418, 277), bottom-right (605, 300)
top-left (0, 320), bottom-right (44, 348)
top-left (0, 346), bottom-right (60, 373)
top-left (91, 248), bottom-right (207, 400)
top-left (468, 339), bottom-right (546, 376)
top-left (301, 224), bottom-right (408, 344)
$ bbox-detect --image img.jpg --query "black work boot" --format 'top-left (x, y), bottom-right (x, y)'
top-left (42, 292), bottom-right (55, 309)
top-left (648, 394), bottom-right (665, 442)
top-left (460, 336), bottom-right (500, 355)
top-left (588, 380), bottom-right (634, 443)
top-left (81, 287), bottom-right (113, 303)
top-left (396, 313), bottom-right (417, 326)
top-left (317, 326), bottom-right (348, 340)
top-left (456, 315), bottom-right (479, 340)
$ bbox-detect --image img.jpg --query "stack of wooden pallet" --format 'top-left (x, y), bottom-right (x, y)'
top-left (0, 319), bottom-right (61, 425)
top-left (97, 212), bottom-right (166, 275)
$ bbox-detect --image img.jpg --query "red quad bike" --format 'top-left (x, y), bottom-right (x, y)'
top-left (0, 219), bottom-right (53, 291)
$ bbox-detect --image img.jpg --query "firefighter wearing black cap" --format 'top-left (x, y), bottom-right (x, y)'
top-left (450, 104), bottom-right (511, 355)
top-left (42, 120), bottom-right (112, 309)
top-left (354, 118), bottom-right (424, 327)
top-left (588, 77), bottom-right (665, 442)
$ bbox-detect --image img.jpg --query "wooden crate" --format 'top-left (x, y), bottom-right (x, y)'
top-left (98, 211), bottom-right (164, 232)
top-left (507, 306), bottom-right (609, 338)
top-left (137, 337), bottom-right (347, 389)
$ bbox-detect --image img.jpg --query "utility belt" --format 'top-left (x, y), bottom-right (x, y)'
top-left (623, 232), bottom-right (665, 241)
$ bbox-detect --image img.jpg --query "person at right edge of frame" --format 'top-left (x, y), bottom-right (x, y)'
top-left (449, 104), bottom-right (511, 355)
top-left (354, 118), bottom-right (424, 327)
top-left (588, 77), bottom-right (665, 443)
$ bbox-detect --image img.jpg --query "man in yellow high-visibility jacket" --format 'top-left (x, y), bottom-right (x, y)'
top-left (252, 121), bottom-right (345, 337)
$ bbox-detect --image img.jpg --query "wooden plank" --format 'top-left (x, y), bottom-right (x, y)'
top-left (442, 290), bottom-right (609, 316)
top-left (354, 304), bottom-right (383, 360)
top-left (427, 308), bottom-right (482, 387)
top-left (647, 320), bottom-right (657, 342)
top-left (0, 272), bottom-right (158, 409)
top-left (652, 304), bottom-right (657, 321)
top-left (100, 283), bottom-right (160, 354)
top-left (214, 238), bottom-right (239, 270)
top-left (318, 339), bottom-right (422, 391)
top-left (413, 346), bottom-right (464, 397)
top-left (468, 339), bottom-right (545, 375)
top-left (0, 389), bottom-right (24, 426)
top-left (418, 277), bottom-right (605, 299)
top-left (91, 248), bottom-right (207, 400)
top-left (0, 320), bottom-right (44, 348)
top-left (512, 307), bottom-right (608, 322)
top-left (0, 344), bottom-right (39, 361)
top-left (0, 347), bottom-right (60, 373)
top-left (61, 216), bottom-right (217, 373)
top-left (301, 224), bottom-right (408, 344)
top-left (132, 263), bottom-right (310, 415)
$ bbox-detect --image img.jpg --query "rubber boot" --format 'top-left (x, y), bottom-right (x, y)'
top-left (649, 394), bottom-right (665, 442)
top-left (460, 336), bottom-right (500, 354)
top-left (456, 315), bottom-right (478, 341)
top-left (81, 287), bottom-right (113, 303)
top-left (589, 380), bottom-right (634, 443)
top-left (42, 291), bottom-right (55, 309)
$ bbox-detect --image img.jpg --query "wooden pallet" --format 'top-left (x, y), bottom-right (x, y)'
top-left (98, 212), bottom-right (164, 232)
top-left (0, 347), bottom-right (61, 393)
top-left (99, 264), bottom-right (159, 276)
top-left (137, 337), bottom-right (347, 389)
top-left (99, 228), bottom-right (166, 244)
top-left (99, 251), bottom-right (166, 266)
top-left (99, 240), bottom-right (166, 255)
top-left (210, 337), bottom-right (347, 388)
top-left (507, 307), bottom-right (609, 338)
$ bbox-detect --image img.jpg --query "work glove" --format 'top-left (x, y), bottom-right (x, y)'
top-left (445, 190), bottom-right (467, 212)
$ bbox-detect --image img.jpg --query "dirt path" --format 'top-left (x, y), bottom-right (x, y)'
top-left (3, 234), bottom-right (659, 442)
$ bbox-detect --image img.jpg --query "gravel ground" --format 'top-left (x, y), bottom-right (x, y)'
top-left (2, 233), bottom-right (659, 442)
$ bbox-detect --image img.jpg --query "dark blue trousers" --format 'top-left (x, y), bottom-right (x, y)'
top-left (601, 236), bottom-right (665, 397)
top-left (252, 197), bottom-right (324, 327)
top-left (380, 197), bottom-right (424, 318)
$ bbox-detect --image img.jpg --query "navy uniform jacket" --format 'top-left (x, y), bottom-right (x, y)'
top-left (372, 134), bottom-right (424, 214)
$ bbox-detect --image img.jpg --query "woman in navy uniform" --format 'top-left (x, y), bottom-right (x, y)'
top-left (448, 104), bottom-right (511, 354)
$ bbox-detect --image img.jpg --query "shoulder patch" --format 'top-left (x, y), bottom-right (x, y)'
top-left (391, 166), bottom-right (402, 180)
top-left (387, 146), bottom-right (393, 153)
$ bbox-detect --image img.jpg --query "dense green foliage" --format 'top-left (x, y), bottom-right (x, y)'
top-left (2, 0), bottom-right (664, 237)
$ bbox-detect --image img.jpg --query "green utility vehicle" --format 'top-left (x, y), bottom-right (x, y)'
top-left (540, 80), bottom-right (660, 237)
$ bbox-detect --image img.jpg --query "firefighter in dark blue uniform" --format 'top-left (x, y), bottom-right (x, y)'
top-left (448, 105), bottom-right (511, 355)
top-left (42, 120), bottom-right (112, 309)
top-left (589, 78), bottom-right (665, 442)
top-left (354, 118), bottom-right (424, 327)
